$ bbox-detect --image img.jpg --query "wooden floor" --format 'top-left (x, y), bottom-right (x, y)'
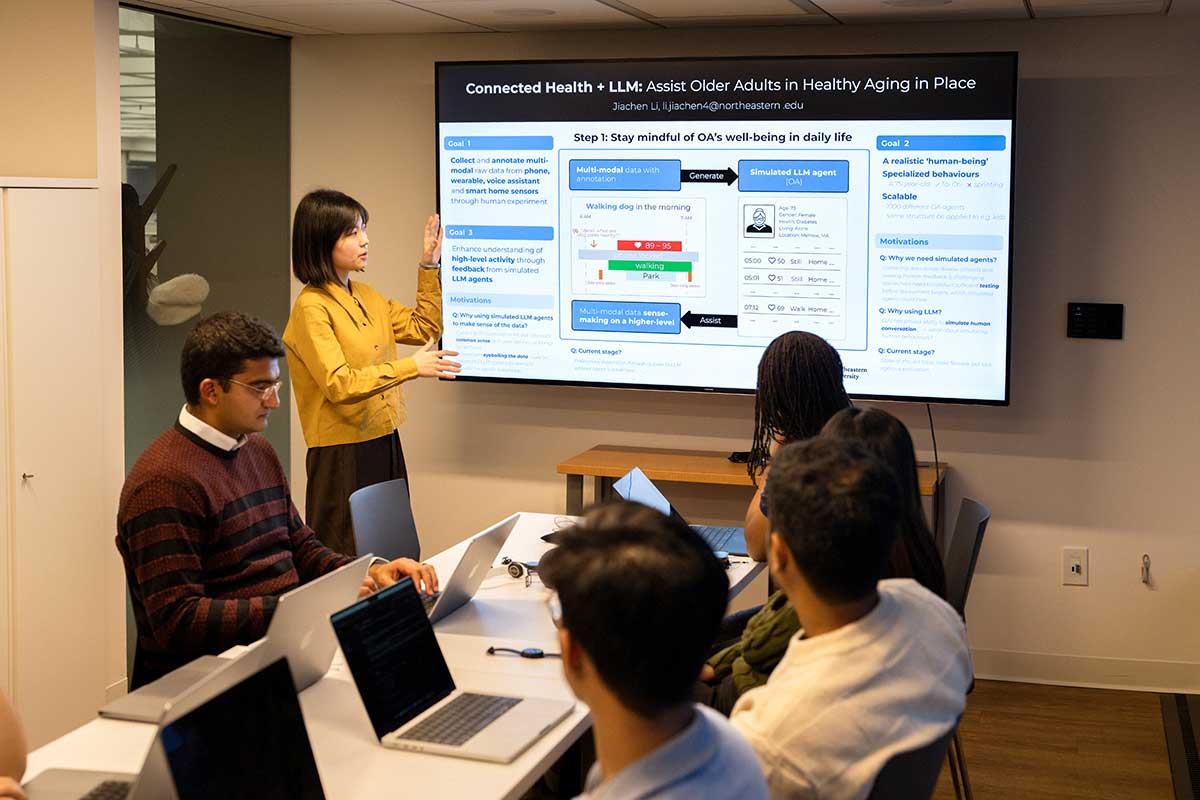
top-left (933, 680), bottom-right (1175, 799)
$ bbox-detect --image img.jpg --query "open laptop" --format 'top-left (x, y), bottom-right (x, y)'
top-left (26, 649), bottom-right (323, 800)
top-left (422, 513), bottom-right (518, 623)
top-left (99, 555), bottom-right (372, 723)
top-left (159, 655), bottom-right (325, 800)
top-left (260, 554), bottom-right (373, 690)
top-left (613, 467), bottom-right (749, 556)
top-left (96, 656), bottom-right (228, 725)
top-left (332, 577), bottom-right (572, 763)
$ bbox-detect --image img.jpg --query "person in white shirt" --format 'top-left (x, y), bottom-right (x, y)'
top-left (731, 437), bottom-right (973, 800)
top-left (538, 502), bottom-right (768, 800)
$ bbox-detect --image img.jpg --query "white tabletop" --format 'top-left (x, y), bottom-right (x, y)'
top-left (27, 512), bottom-right (763, 799)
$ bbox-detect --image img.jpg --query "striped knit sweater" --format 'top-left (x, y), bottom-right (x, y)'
top-left (117, 423), bottom-right (351, 686)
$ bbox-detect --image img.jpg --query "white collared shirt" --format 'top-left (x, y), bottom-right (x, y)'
top-left (178, 405), bottom-right (246, 452)
top-left (731, 579), bottom-right (972, 800)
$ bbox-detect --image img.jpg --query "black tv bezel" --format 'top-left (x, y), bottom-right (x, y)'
top-left (433, 51), bottom-right (1017, 407)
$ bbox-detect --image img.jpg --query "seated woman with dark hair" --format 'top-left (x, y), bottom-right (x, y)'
top-left (742, 331), bottom-right (853, 562)
top-left (699, 331), bottom-right (852, 714)
top-left (821, 407), bottom-right (946, 600)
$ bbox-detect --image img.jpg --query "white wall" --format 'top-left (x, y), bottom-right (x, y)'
top-left (0, 0), bottom-right (98, 180)
top-left (291, 14), bottom-right (1200, 691)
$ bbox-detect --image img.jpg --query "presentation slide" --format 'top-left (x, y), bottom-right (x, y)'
top-left (436, 54), bottom-right (1015, 403)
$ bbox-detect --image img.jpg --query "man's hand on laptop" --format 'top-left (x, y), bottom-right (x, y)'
top-left (369, 558), bottom-right (440, 596)
top-left (357, 573), bottom-right (379, 599)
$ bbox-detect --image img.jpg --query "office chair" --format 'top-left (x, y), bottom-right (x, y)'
top-left (348, 478), bottom-right (421, 561)
top-left (941, 496), bottom-right (991, 800)
top-left (944, 497), bottom-right (991, 618)
top-left (866, 724), bottom-right (957, 800)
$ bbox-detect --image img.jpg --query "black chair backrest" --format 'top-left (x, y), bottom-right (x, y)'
top-left (943, 497), bottom-right (990, 618)
top-left (347, 478), bottom-right (420, 561)
top-left (865, 725), bottom-right (956, 800)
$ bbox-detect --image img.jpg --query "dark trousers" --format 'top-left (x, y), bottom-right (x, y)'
top-left (693, 605), bottom-right (763, 716)
top-left (305, 431), bottom-right (407, 557)
top-left (692, 674), bottom-right (742, 716)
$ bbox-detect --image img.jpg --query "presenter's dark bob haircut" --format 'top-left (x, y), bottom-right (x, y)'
top-left (291, 189), bottom-right (369, 286)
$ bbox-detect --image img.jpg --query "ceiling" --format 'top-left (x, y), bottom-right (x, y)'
top-left (126, 0), bottom-right (1188, 36)
top-left (120, 8), bottom-right (156, 160)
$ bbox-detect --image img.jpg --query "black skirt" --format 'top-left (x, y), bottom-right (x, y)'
top-left (304, 431), bottom-right (408, 556)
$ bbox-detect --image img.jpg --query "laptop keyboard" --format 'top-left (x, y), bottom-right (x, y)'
top-left (398, 692), bottom-right (522, 746)
top-left (80, 781), bottom-right (133, 800)
top-left (693, 525), bottom-right (739, 552)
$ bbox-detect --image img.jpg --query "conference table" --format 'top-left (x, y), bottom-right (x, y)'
top-left (25, 512), bottom-right (764, 799)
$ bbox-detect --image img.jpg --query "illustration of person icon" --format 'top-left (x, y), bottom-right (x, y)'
top-left (746, 207), bottom-right (773, 234)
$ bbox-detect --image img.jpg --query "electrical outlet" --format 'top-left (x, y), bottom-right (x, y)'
top-left (1062, 546), bottom-right (1089, 586)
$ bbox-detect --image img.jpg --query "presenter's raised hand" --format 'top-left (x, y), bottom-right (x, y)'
top-left (421, 213), bottom-right (444, 265)
top-left (369, 558), bottom-right (440, 596)
top-left (414, 339), bottom-right (462, 379)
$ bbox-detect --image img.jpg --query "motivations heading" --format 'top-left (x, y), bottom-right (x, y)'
top-left (462, 75), bottom-right (983, 96)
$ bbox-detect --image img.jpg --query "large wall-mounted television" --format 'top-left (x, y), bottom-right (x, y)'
top-left (436, 53), bottom-right (1017, 404)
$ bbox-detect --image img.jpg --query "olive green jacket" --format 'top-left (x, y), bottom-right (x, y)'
top-left (707, 590), bottom-right (801, 697)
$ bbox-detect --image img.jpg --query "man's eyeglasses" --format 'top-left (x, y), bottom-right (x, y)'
top-left (226, 378), bottom-right (282, 401)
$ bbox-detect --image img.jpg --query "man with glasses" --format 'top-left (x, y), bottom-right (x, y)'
top-left (117, 311), bottom-right (438, 688)
top-left (538, 502), bottom-right (767, 800)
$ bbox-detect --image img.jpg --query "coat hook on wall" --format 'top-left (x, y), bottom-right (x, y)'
top-left (121, 164), bottom-right (210, 326)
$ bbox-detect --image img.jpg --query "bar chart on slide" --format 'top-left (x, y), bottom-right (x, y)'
top-left (570, 197), bottom-right (707, 298)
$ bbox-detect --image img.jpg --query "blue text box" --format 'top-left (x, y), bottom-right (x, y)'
top-left (875, 135), bottom-right (1007, 151)
top-left (875, 233), bottom-right (1004, 250)
top-left (571, 300), bottom-right (681, 334)
top-left (443, 136), bottom-right (554, 150)
top-left (445, 225), bottom-right (554, 241)
top-left (738, 160), bottom-right (849, 193)
top-left (569, 160), bottom-right (681, 191)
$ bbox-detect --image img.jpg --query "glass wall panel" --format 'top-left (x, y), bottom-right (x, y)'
top-left (119, 7), bottom-right (291, 673)
top-left (122, 9), bottom-right (290, 464)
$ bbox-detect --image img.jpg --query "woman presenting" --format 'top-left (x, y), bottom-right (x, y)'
top-left (284, 189), bottom-right (461, 555)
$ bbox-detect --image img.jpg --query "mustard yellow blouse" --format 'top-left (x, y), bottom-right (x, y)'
top-left (283, 269), bottom-right (442, 447)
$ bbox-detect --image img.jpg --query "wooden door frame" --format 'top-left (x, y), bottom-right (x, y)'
top-left (0, 189), bottom-right (12, 697)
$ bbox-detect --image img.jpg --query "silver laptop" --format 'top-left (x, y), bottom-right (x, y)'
top-left (332, 577), bottom-right (573, 763)
top-left (99, 555), bottom-right (372, 723)
top-left (96, 655), bottom-right (228, 724)
top-left (613, 467), bottom-right (749, 556)
top-left (26, 647), bottom-right (323, 800)
top-left (262, 554), bottom-right (373, 690)
top-left (423, 513), bottom-right (518, 623)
